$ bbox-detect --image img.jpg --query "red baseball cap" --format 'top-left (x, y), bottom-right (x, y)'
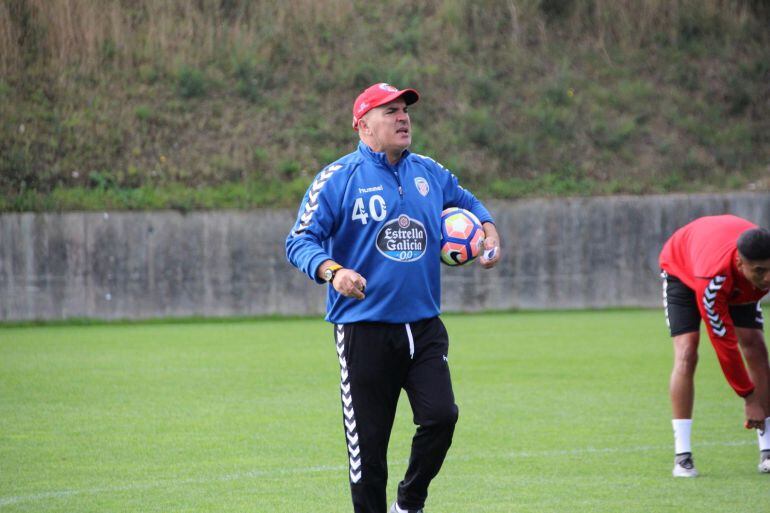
top-left (352, 82), bottom-right (419, 130)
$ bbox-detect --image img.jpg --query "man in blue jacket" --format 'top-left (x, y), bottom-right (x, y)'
top-left (286, 82), bottom-right (501, 513)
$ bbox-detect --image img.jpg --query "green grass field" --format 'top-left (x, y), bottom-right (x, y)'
top-left (0, 310), bottom-right (766, 512)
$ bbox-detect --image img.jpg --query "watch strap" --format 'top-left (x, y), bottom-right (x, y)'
top-left (325, 264), bottom-right (343, 282)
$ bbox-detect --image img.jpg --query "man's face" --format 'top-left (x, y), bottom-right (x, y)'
top-left (737, 254), bottom-right (770, 291)
top-left (360, 98), bottom-right (411, 156)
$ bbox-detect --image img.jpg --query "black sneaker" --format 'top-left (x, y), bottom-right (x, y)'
top-left (673, 452), bottom-right (698, 478)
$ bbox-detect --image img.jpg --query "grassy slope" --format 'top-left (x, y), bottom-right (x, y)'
top-left (1, 311), bottom-right (765, 512)
top-left (1, 1), bottom-right (768, 212)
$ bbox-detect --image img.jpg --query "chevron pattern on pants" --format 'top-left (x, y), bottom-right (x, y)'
top-left (335, 324), bottom-right (362, 483)
top-left (701, 275), bottom-right (727, 337)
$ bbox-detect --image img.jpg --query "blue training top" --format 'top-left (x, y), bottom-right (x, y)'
top-left (285, 141), bottom-right (494, 324)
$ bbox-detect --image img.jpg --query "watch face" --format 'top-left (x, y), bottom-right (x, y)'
top-left (324, 268), bottom-right (333, 282)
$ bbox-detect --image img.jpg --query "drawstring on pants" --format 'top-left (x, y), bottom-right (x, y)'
top-left (405, 323), bottom-right (414, 359)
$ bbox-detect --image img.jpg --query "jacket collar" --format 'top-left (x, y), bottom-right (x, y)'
top-left (357, 141), bottom-right (410, 169)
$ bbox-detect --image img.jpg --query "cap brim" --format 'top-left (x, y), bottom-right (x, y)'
top-left (368, 88), bottom-right (420, 110)
top-left (397, 89), bottom-right (419, 105)
top-left (352, 88), bottom-right (420, 130)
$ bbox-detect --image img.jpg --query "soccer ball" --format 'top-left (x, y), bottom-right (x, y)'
top-left (439, 207), bottom-right (485, 266)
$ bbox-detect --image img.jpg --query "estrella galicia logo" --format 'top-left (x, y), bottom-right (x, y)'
top-left (376, 215), bottom-right (427, 262)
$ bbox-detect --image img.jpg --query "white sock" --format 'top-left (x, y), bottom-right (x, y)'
top-left (673, 419), bottom-right (693, 454)
top-left (758, 417), bottom-right (770, 451)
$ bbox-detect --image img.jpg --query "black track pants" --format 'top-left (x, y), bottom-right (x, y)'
top-left (334, 316), bottom-right (458, 513)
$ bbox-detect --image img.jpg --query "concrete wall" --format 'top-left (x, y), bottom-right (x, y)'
top-left (1, 193), bottom-right (768, 321)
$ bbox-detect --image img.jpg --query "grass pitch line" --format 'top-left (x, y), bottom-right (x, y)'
top-left (0, 465), bottom-right (346, 508)
top-left (0, 439), bottom-right (756, 508)
top-left (495, 438), bottom-right (756, 460)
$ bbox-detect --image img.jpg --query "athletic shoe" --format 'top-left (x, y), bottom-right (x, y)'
top-left (759, 451), bottom-right (770, 474)
top-left (672, 452), bottom-right (698, 477)
top-left (390, 501), bottom-right (423, 513)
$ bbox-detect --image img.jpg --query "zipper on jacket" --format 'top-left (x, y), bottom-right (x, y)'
top-left (393, 170), bottom-right (403, 197)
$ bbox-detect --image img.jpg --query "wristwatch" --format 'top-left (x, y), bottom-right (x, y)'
top-left (323, 264), bottom-right (343, 283)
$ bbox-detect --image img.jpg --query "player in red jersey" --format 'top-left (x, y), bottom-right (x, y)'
top-left (659, 215), bottom-right (770, 477)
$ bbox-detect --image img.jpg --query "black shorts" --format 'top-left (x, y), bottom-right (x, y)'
top-left (661, 271), bottom-right (764, 336)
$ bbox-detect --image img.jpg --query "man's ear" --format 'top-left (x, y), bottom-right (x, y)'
top-left (735, 252), bottom-right (754, 276)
